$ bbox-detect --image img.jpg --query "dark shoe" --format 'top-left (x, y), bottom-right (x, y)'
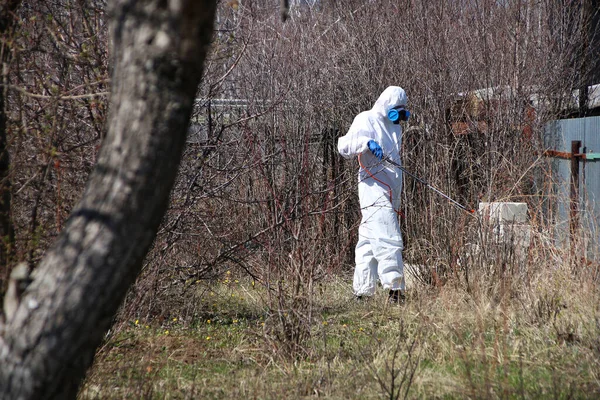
top-left (355, 294), bottom-right (370, 302)
top-left (388, 290), bottom-right (405, 304)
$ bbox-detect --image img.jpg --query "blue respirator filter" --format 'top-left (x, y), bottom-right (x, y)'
top-left (387, 107), bottom-right (410, 123)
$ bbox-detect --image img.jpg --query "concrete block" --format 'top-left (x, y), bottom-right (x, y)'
top-left (495, 224), bottom-right (532, 247)
top-left (478, 202), bottom-right (528, 223)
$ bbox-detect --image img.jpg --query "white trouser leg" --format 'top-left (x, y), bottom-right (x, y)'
top-left (353, 226), bottom-right (378, 296)
top-left (353, 177), bottom-right (404, 295)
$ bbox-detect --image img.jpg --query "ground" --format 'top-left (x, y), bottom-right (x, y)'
top-left (81, 270), bottom-right (600, 399)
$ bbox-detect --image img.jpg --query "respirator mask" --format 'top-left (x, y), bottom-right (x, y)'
top-left (387, 105), bottom-right (410, 124)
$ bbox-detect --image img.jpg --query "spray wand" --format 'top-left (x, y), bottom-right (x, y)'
top-left (383, 156), bottom-right (476, 214)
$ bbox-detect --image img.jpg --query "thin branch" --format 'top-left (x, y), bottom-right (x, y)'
top-left (2, 84), bottom-right (109, 100)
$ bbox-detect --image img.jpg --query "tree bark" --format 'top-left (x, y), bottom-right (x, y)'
top-left (0, 1), bottom-right (216, 398)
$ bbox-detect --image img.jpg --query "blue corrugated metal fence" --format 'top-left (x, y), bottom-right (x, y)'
top-left (544, 116), bottom-right (600, 258)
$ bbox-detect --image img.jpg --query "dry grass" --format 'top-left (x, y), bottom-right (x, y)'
top-left (80, 258), bottom-right (600, 399)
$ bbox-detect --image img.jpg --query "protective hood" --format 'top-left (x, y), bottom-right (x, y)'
top-left (372, 86), bottom-right (408, 118)
top-left (337, 86), bottom-right (408, 163)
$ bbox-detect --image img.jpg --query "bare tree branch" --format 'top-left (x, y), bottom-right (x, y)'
top-left (0, 1), bottom-right (217, 398)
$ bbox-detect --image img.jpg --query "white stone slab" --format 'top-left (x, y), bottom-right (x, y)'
top-left (478, 202), bottom-right (528, 223)
top-left (495, 224), bottom-right (532, 247)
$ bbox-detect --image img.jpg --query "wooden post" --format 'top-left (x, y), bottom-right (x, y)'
top-left (570, 140), bottom-right (582, 257)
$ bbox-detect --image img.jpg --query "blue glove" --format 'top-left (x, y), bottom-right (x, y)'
top-left (367, 140), bottom-right (383, 160)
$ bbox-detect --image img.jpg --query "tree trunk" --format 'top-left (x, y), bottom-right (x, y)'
top-left (0, 1), bottom-right (216, 398)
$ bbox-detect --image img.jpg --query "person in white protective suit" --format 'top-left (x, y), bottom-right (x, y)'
top-left (337, 86), bottom-right (410, 303)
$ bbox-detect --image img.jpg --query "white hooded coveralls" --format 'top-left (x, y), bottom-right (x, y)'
top-left (337, 86), bottom-right (407, 296)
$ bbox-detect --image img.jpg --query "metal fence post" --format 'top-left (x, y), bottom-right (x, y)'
top-left (570, 140), bottom-right (582, 258)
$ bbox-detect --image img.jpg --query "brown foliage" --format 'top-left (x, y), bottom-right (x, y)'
top-left (1, 0), bottom-right (598, 358)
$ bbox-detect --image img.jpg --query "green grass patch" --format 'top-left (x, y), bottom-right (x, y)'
top-left (81, 277), bottom-right (600, 399)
